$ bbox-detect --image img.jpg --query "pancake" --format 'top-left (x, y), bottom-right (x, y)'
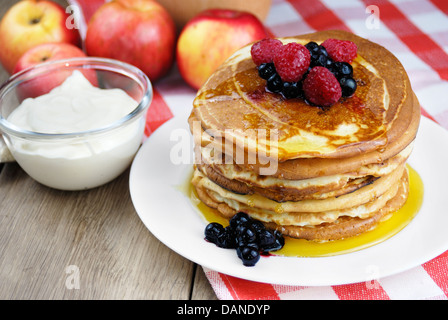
top-left (265, 170), bottom-right (410, 241)
top-left (193, 166), bottom-right (409, 241)
top-left (193, 163), bottom-right (405, 214)
top-left (188, 30), bottom-right (420, 242)
top-left (190, 91), bottom-right (419, 179)
top-left (197, 162), bottom-right (377, 202)
top-left (197, 141), bottom-right (413, 202)
top-left (191, 30), bottom-right (415, 162)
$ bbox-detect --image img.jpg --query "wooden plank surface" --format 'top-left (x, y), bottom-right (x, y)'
top-left (0, 0), bottom-right (217, 300)
top-left (0, 163), bottom-right (194, 299)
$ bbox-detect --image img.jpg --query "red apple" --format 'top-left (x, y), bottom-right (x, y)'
top-left (13, 42), bottom-right (97, 99)
top-left (13, 42), bottom-right (87, 74)
top-left (0, 0), bottom-right (81, 74)
top-left (176, 9), bottom-right (269, 90)
top-left (85, 0), bottom-right (177, 82)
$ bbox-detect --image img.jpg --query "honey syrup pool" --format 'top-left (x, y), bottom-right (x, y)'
top-left (181, 165), bottom-right (424, 258)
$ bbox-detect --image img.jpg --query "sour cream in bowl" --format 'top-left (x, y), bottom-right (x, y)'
top-left (0, 57), bottom-right (152, 190)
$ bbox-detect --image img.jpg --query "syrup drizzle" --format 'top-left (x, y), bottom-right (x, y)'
top-left (182, 165), bottom-right (423, 258)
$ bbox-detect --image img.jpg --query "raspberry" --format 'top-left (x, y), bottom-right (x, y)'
top-left (273, 42), bottom-right (310, 82)
top-left (303, 66), bottom-right (342, 107)
top-left (250, 38), bottom-right (283, 66)
top-left (321, 38), bottom-right (357, 63)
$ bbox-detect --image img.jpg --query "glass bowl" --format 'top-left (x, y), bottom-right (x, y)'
top-left (0, 57), bottom-right (152, 190)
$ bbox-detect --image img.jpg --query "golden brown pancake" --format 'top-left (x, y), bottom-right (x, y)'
top-left (188, 30), bottom-right (420, 241)
top-left (191, 30), bottom-right (416, 162)
top-left (193, 164), bottom-right (405, 214)
top-left (197, 141), bottom-right (412, 202)
top-left (197, 162), bottom-right (378, 202)
top-left (192, 166), bottom-right (409, 241)
top-left (265, 170), bottom-right (410, 241)
top-left (190, 91), bottom-right (419, 180)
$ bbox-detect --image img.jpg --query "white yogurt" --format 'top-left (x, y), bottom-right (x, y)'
top-left (7, 71), bottom-right (145, 190)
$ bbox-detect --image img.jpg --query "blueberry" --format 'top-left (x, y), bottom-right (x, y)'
top-left (282, 81), bottom-right (301, 99)
top-left (229, 212), bottom-right (250, 229)
top-left (274, 230), bottom-right (285, 249)
top-left (317, 45), bottom-right (328, 57)
top-left (332, 62), bottom-right (353, 79)
top-left (205, 213), bottom-right (283, 266)
top-left (305, 41), bottom-right (319, 54)
top-left (260, 230), bottom-right (285, 252)
top-left (204, 222), bottom-right (224, 244)
top-left (236, 242), bottom-right (258, 259)
top-left (258, 229), bottom-right (276, 249)
top-left (257, 63), bottom-right (276, 80)
top-left (309, 45), bottom-right (331, 67)
top-left (266, 73), bottom-right (283, 93)
top-left (235, 224), bottom-right (257, 246)
top-left (312, 54), bottom-right (330, 68)
top-left (248, 219), bottom-right (265, 234)
top-left (339, 77), bottom-right (357, 97)
top-left (215, 227), bottom-right (237, 249)
top-left (234, 222), bottom-right (246, 236)
top-left (237, 244), bottom-right (260, 267)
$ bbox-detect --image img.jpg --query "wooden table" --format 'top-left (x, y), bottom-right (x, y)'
top-left (0, 0), bottom-right (217, 300)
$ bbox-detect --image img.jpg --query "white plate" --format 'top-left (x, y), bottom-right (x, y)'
top-left (129, 114), bottom-right (448, 286)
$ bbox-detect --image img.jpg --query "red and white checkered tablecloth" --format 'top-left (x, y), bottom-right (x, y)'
top-left (69, 0), bottom-right (448, 300)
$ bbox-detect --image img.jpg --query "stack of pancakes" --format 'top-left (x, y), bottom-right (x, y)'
top-left (189, 30), bottom-right (420, 242)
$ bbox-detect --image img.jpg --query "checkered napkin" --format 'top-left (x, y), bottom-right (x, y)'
top-left (24, 0), bottom-right (448, 299)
